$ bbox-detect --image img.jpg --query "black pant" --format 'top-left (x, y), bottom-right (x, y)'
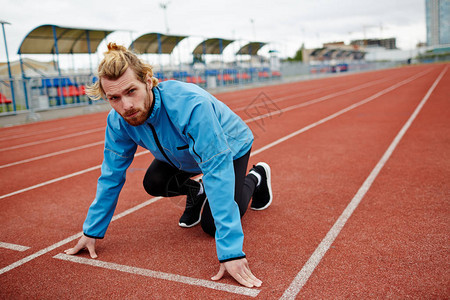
top-left (143, 149), bottom-right (257, 236)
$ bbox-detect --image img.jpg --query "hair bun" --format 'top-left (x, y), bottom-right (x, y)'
top-left (106, 42), bottom-right (127, 52)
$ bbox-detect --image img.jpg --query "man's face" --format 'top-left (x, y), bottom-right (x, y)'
top-left (102, 68), bottom-right (153, 126)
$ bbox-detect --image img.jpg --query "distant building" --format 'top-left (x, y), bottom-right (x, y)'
top-left (302, 42), bottom-right (366, 64)
top-left (426, 0), bottom-right (450, 46)
top-left (0, 58), bottom-right (55, 78)
top-left (350, 38), bottom-right (397, 49)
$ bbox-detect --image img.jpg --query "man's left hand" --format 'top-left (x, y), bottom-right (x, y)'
top-left (211, 258), bottom-right (262, 288)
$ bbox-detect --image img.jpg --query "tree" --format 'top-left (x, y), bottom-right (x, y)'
top-left (286, 43), bottom-right (304, 62)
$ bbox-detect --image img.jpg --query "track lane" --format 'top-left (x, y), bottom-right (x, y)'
top-left (0, 65), bottom-right (440, 243)
top-left (290, 65), bottom-right (449, 299)
top-left (0, 68), bottom-right (431, 194)
top-left (0, 64), bottom-right (447, 298)
top-left (0, 66), bottom-right (416, 151)
top-left (0, 112), bottom-right (109, 145)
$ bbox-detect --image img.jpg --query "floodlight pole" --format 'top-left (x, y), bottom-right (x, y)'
top-left (250, 19), bottom-right (256, 40)
top-left (1, 20), bottom-right (17, 112)
top-left (160, 2), bottom-right (170, 34)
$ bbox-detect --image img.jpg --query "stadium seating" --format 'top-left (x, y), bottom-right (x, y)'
top-left (271, 71), bottom-right (282, 77)
top-left (236, 72), bottom-right (251, 80)
top-left (57, 85), bottom-right (86, 97)
top-left (186, 76), bottom-right (206, 84)
top-left (0, 92), bottom-right (12, 104)
top-left (217, 74), bottom-right (234, 83)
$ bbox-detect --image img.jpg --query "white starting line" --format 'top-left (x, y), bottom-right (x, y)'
top-left (53, 253), bottom-right (260, 297)
top-left (0, 242), bottom-right (30, 252)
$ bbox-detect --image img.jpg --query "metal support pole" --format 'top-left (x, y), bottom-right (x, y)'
top-left (249, 44), bottom-right (253, 81)
top-left (19, 53), bottom-right (30, 110)
top-left (20, 53), bottom-right (41, 122)
top-left (1, 20), bottom-right (16, 112)
top-left (86, 30), bottom-right (93, 74)
top-left (52, 25), bottom-right (65, 105)
top-left (157, 33), bottom-right (163, 75)
top-left (51, 25), bottom-right (62, 76)
top-left (219, 39), bottom-right (224, 86)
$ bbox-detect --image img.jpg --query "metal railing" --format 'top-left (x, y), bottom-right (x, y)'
top-left (0, 74), bottom-right (96, 116)
top-left (0, 61), bottom-right (400, 117)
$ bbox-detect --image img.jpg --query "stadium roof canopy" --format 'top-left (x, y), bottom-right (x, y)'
top-left (192, 38), bottom-right (234, 55)
top-left (310, 48), bottom-right (325, 57)
top-left (17, 24), bottom-right (114, 54)
top-left (130, 33), bottom-right (188, 54)
top-left (236, 42), bottom-right (267, 55)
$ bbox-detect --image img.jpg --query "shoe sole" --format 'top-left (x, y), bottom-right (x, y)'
top-left (178, 197), bottom-right (208, 228)
top-left (251, 162), bottom-right (273, 211)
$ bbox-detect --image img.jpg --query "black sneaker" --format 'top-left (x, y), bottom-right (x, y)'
top-left (178, 182), bottom-right (207, 228)
top-left (250, 162), bottom-right (273, 210)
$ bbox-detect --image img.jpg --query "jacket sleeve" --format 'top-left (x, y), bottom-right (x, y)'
top-left (184, 100), bottom-right (245, 262)
top-left (83, 117), bottom-right (137, 238)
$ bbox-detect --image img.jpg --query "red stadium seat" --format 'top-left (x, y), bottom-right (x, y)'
top-left (258, 71), bottom-right (269, 78)
top-left (184, 76), bottom-right (206, 84)
top-left (78, 85), bottom-right (86, 95)
top-left (218, 74), bottom-right (234, 82)
top-left (0, 93), bottom-right (12, 104)
top-left (272, 71), bottom-right (282, 77)
top-left (57, 85), bottom-right (84, 97)
top-left (236, 72), bottom-right (251, 80)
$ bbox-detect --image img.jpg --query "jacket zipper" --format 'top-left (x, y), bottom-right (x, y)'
top-left (148, 123), bottom-right (176, 168)
top-left (188, 133), bottom-right (202, 162)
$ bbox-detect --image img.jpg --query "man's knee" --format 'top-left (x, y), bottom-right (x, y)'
top-left (143, 170), bottom-right (167, 196)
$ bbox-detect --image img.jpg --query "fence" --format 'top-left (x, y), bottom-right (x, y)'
top-left (0, 61), bottom-right (400, 117)
top-left (0, 74), bottom-right (97, 115)
top-left (0, 66), bottom-right (284, 116)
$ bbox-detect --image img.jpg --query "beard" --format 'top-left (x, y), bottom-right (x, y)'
top-left (121, 90), bottom-right (152, 126)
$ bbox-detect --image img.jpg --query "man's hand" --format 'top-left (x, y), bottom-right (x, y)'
top-left (64, 235), bottom-right (98, 258)
top-left (211, 258), bottom-right (262, 288)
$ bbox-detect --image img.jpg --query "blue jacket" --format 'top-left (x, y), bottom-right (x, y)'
top-left (83, 80), bottom-right (254, 262)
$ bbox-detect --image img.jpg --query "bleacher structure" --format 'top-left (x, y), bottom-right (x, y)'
top-left (0, 24), bottom-right (283, 115)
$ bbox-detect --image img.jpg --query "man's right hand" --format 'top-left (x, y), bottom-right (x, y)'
top-left (64, 235), bottom-right (98, 258)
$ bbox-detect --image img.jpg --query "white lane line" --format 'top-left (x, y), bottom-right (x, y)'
top-left (0, 127), bottom-right (105, 152)
top-left (0, 141), bottom-right (104, 169)
top-left (0, 82), bottom-right (357, 168)
top-left (0, 79), bottom-right (368, 166)
top-left (251, 68), bottom-right (430, 156)
top-left (244, 69), bottom-right (430, 124)
top-left (0, 196), bottom-right (162, 275)
top-left (237, 75), bottom-right (392, 113)
top-left (0, 127), bottom-right (67, 142)
top-left (0, 68), bottom-right (433, 275)
top-left (53, 254), bottom-right (260, 297)
top-left (0, 242), bottom-right (30, 252)
top-left (0, 232), bottom-right (83, 275)
top-left (0, 70), bottom-right (429, 201)
top-left (0, 165), bottom-right (100, 200)
top-left (0, 150), bottom-right (149, 200)
top-left (0, 71), bottom-right (423, 170)
top-left (280, 66), bottom-right (448, 300)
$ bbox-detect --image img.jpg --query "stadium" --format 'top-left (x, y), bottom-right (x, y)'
top-left (0, 0), bottom-right (449, 298)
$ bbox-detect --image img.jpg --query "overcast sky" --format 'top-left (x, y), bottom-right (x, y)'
top-left (1, 0), bottom-right (426, 64)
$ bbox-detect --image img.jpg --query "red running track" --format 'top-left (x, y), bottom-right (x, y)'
top-left (0, 63), bottom-right (448, 299)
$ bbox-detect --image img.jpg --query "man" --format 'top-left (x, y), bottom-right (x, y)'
top-left (65, 43), bottom-right (273, 288)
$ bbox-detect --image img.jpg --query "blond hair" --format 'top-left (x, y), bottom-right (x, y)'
top-left (86, 42), bottom-right (159, 100)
